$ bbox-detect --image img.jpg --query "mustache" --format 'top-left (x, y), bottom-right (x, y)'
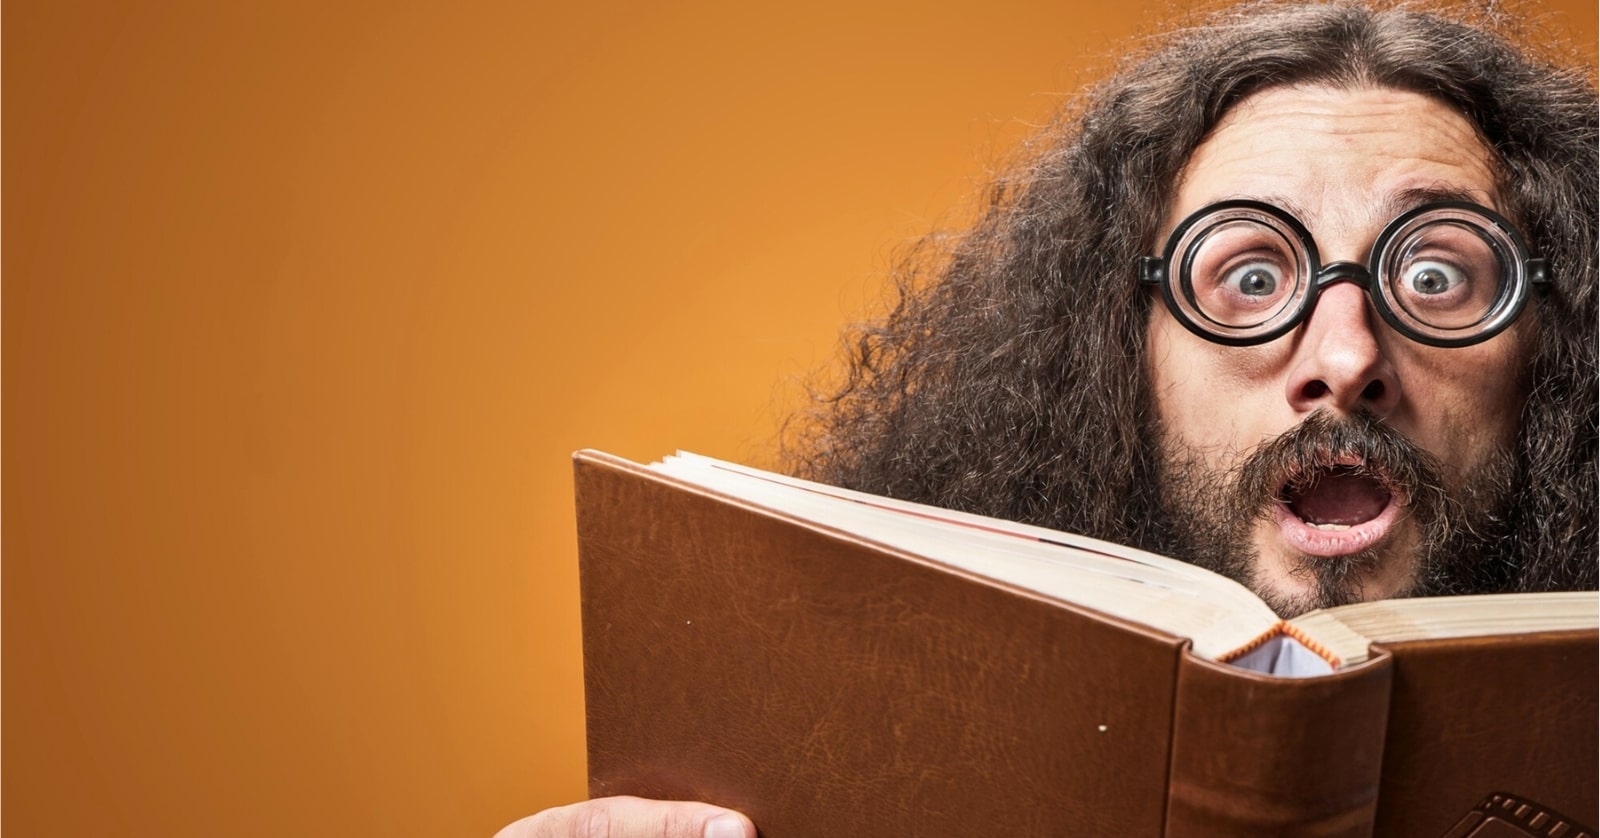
top-left (1233, 409), bottom-right (1452, 531)
top-left (1153, 407), bottom-right (1520, 615)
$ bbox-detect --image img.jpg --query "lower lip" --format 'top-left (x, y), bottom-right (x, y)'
top-left (1270, 497), bottom-right (1402, 557)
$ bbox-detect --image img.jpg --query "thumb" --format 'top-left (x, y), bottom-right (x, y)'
top-left (495, 796), bottom-right (755, 838)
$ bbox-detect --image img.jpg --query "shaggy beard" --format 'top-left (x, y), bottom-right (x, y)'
top-left (1152, 410), bottom-right (1521, 617)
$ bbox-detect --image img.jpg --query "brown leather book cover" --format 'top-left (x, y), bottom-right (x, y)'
top-left (577, 450), bottom-right (1185, 834)
top-left (1372, 634), bottom-right (1598, 836)
top-left (573, 451), bottom-right (1598, 836)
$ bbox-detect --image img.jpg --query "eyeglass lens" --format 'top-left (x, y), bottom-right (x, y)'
top-left (1377, 212), bottom-right (1515, 336)
top-left (1181, 216), bottom-right (1308, 331)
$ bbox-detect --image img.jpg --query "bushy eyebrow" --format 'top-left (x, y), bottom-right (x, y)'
top-left (1210, 193), bottom-right (1316, 222)
top-left (1381, 186), bottom-right (1498, 215)
top-left (1202, 186), bottom-right (1498, 229)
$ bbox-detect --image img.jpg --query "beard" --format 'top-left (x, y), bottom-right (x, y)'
top-left (1152, 410), bottom-right (1521, 617)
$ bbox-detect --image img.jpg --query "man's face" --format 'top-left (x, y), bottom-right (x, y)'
top-left (1145, 84), bottom-right (1532, 616)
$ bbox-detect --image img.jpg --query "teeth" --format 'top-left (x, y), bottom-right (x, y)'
top-left (1309, 522), bottom-right (1353, 531)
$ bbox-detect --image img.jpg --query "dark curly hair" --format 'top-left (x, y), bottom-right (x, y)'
top-left (786, 1), bottom-right (1597, 593)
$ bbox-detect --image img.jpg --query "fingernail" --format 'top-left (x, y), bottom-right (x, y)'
top-left (703, 812), bottom-right (747, 838)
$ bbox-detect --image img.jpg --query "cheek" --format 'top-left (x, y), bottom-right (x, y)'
top-left (1145, 308), bottom-right (1197, 421)
top-left (1145, 308), bottom-right (1270, 454)
top-left (1389, 333), bottom-right (1530, 463)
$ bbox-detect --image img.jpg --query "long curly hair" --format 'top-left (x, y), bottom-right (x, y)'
top-left (785, 1), bottom-right (1598, 592)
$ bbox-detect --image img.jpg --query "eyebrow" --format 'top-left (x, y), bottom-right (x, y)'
top-left (1380, 186), bottom-right (1497, 215)
top-left (1211, 193), bottom-right (1317, 222)
top-left (1205, 186), bottom-right (1498, 228)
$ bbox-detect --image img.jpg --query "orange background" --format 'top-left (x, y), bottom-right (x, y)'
top-left (4, 2), bottom-right (1594, 835)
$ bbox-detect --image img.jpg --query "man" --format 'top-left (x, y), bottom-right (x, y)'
top-left (506, 1), bottom-right (1597, 835)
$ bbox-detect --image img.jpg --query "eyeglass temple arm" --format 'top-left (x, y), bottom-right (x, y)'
top-left (1138, 257), bottom-right (1165, 284)
top-left (1529, 258), bottom-right (1550, 285)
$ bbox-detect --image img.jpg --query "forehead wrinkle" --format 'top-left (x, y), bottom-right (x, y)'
top-left (1171, 85), bottom-right (1503, 240)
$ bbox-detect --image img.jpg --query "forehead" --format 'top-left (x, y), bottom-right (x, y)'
top-left (1170, 85), bottom-right (1501, 234)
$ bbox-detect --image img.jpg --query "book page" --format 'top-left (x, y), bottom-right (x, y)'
top-left (652, 452), bottom-right (1283, 662)
top-left (1298, 592), bottom-right (1599, 644)
top-left (646, 452), bottom-right (1600, 674)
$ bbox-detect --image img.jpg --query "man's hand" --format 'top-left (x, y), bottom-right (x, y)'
top-left (495, 796), bottom-right (755, 838)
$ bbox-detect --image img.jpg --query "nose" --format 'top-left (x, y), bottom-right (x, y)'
top-left (1284, 281), bottom-right (1401, 417)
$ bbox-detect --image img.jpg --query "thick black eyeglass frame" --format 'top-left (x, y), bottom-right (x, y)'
top-left (1138, 199), bottom-right (1550, 348)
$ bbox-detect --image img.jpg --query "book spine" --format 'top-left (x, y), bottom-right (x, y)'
top-left (1163, 651), bottom-right (1393, 837)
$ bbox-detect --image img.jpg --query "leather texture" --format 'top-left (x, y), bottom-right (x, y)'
top-left (1371, 633), bottom-right (1598, 837)
top-left (1165, 653), bottom-right (1392, 836)
top-left (577, 451), bottom-right (1185, 835)
top-left (574, 451), bottom-right (1600, 837)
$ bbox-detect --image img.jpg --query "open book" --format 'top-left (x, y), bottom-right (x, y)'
top-left (575, 449), bottom-right (1598, 836)
top-left (650, 451), bottom-right (1594, 677)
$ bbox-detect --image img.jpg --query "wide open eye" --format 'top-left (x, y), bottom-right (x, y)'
top-left (1163, 201), bottom-right (1315, 343)
top-left (1373, 204), bottom-right (1533, 344)
top-left (1187, 222), bottom-right (1297, 327)
top-left (1399, 260), bottom-right (1467, 297)
top-left (1385, 224), bottom-right (1503, 330)
top-left (1223, 263), bottom-right (1283, 297)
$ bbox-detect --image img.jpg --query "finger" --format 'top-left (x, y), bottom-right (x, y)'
top-left (494, 796), bottom-right (754, 838)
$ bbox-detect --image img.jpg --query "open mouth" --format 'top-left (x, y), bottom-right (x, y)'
top-left (1284, 465), bottom-right (1392, 529)
top-left (1271, 462), bottom-right (1402, 556)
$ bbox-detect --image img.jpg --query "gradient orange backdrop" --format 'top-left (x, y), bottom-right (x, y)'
top-left (4, 2), bottom-right (1595, 836)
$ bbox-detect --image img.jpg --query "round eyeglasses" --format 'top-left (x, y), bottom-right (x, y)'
top-left (1138, 200), bottom-right (1548, 348)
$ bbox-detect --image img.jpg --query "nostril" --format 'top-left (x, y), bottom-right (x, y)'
top-left (1302, 380), bottom-right (1329, 399)
top-left (1362, 380), bottom-right (1386, 402)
